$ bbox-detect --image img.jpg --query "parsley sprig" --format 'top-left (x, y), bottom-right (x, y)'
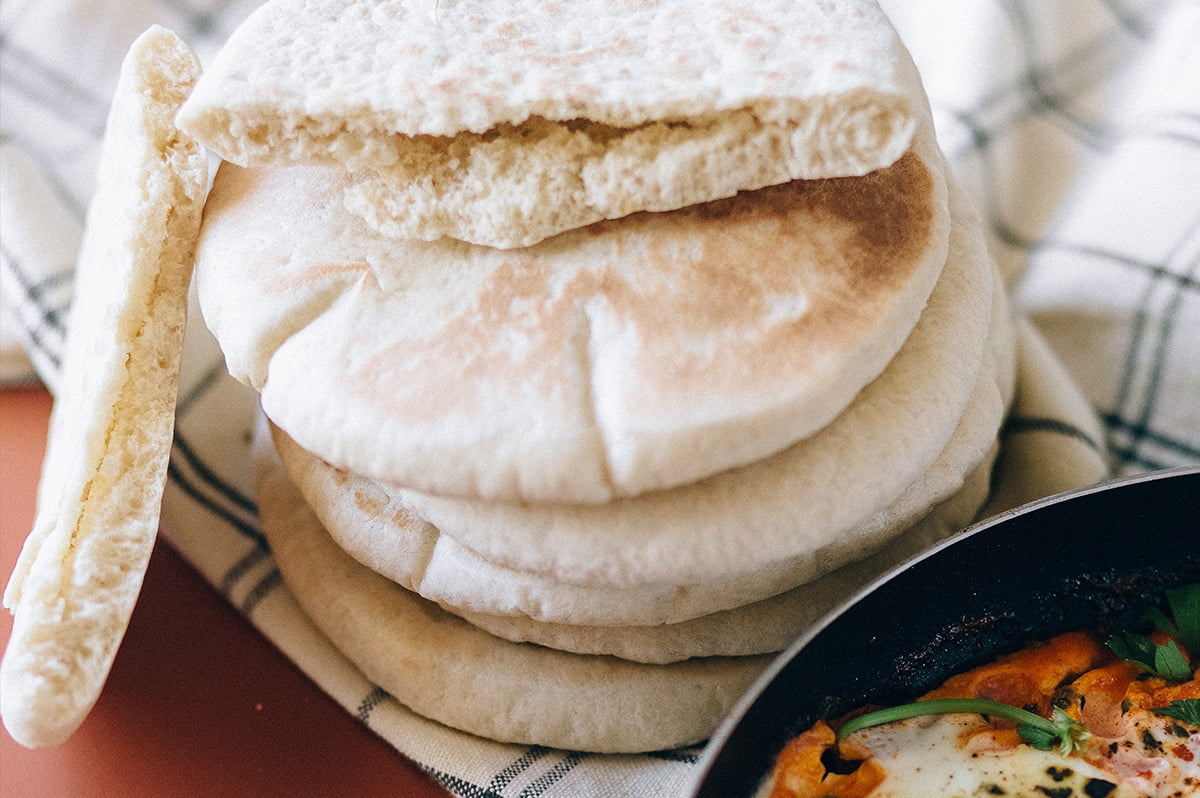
top-left (1106, 583), bottom-right (1199, 682)
top-left (836, 699), bottom-right (1091, 756)
top-left (1149, 583), bottom-right (1200, 652)
top-left (1154, 698), bottom-right (1200, 727)
top-left (1106, 633), bottom-right (1191, 681)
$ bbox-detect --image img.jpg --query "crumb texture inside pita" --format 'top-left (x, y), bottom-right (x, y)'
top-left (342, 95), bottom-right (915, 248)
top-left (176, 0), bottom-right (920, 247)
top-left (1, 26), bottom-right (206, 749)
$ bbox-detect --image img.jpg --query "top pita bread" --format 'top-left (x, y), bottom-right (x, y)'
top-left (1, 27), bottom-right (206, 748)
top-left (177, 0), bottom-right (923, 247)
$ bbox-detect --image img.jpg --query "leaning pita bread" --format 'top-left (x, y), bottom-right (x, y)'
top-left (194, 115), bottom-right (949, 504)
top-left (177, 0), bottom-right (924, 248)
top-left (1, 27), bottom-right (206, 749)
top-left (382, 176), bottom-right (997, 592)
top-left (254, 441), bottom-right (771, 753)
top-left (269, 256), bottom-right (1012, 628)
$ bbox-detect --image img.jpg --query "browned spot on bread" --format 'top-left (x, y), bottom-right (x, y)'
top-left (352, 488), bottom-right (386, 518)
top-left (349, 149), bottom-right (933, 426)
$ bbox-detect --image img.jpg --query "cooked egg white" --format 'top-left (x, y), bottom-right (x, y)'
top-left (757, 708), bottom-right (1199, 798)
top-left (843, 714), bottom-right (1132, 798)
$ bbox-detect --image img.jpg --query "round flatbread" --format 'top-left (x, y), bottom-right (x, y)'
top-left (272, 394), bottom-right (1003, 662)
top-left (270, 266), bottom-right (1011, 628)
top-left (195, 118), bottom-right (950, 504)
top-left (453, 442), bottom-right (1000, 664)
top-left (178, 0), bottom-right (924, 248)
top-left (1, 27), bottom-right (206, 749)
top-left (253, 441), bottom-right (771, 754)
top-left (383, 176), bottom-right (997, 591)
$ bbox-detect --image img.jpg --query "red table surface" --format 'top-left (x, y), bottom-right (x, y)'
top-left (1, 387), bottom-right (450, 797)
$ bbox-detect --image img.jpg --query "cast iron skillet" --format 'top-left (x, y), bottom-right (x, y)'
top-left (690, 466), bottom-right (1200, 797)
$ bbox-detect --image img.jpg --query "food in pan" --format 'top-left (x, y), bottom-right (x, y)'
top-left (760, 584), bottom-right (1200, 798)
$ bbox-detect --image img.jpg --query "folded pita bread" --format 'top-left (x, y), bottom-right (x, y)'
top-left (194, 113), bottom-right (949, 504)
top-left (254, 439), bottom-right (771, 753)
top-left (177, 0), bottom-right (924, 248)
top-left (1, 27), bottom-right (206, 748)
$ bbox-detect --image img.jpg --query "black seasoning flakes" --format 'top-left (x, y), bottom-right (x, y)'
top-left (1082, 778), bottom-right (1117, 798)
top-left (1034, 786), bottom-right (1073, 798)
top-left (1046, 766), bottom-right (1074, 782)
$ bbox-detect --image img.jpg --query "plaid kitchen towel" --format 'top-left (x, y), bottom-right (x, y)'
top-left (1, 1), bottom-right (1197, 796)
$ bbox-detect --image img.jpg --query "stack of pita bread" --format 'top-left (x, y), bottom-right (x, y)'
top-left (177, 0), bottom-right (1016, 753)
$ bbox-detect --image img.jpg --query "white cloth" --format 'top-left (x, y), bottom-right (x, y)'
top-left (1, 1), bottom-right (1196, 796)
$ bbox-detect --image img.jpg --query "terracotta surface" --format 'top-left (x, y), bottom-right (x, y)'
top-left (0, 387), bottom-right (450, 798)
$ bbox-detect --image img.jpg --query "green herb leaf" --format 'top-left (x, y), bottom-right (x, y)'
top-left (1017, 723), bottom-right (1058, 751)
top-left (1107, 630), bottom-right (1162, 673)
top-left (1153, 698), bottom-right (1200, 727)
top-left (1145, 606), bottom-right (1177, 638)
top-left (1152, 639), bottom-right (1192, 682)
top-left (1109, 583), bottom-right (1199, 681)
top-left (1163, 584), bottom-right (1200, 653)
top-left (837, 699), bottom-right (1090, 756)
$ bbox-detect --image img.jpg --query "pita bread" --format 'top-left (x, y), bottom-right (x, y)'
top-left (379, 176), bottom-right (996, 592)
top-left (269, 262), bottom-right (1011, 628)
top-left (177, 0), bottom-right (923, 248)
top-left (444, 285), bottom-right (1016, 666)
top-left (454, 443), bottom-right (1000, 664)
top-left (254, 440), bottom-right (771, 753)
top-left (1, 27), bottom-right (206, 748)
top-left (270, 325), bottom-right (1006, 641)
top-left (194, 117), bottom-right (949, 504)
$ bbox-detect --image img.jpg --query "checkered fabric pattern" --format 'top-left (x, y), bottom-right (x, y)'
top-left (884, 0), bottom-right (1200, 477)
top-left (1, 1), bottom-right (1197, 796)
